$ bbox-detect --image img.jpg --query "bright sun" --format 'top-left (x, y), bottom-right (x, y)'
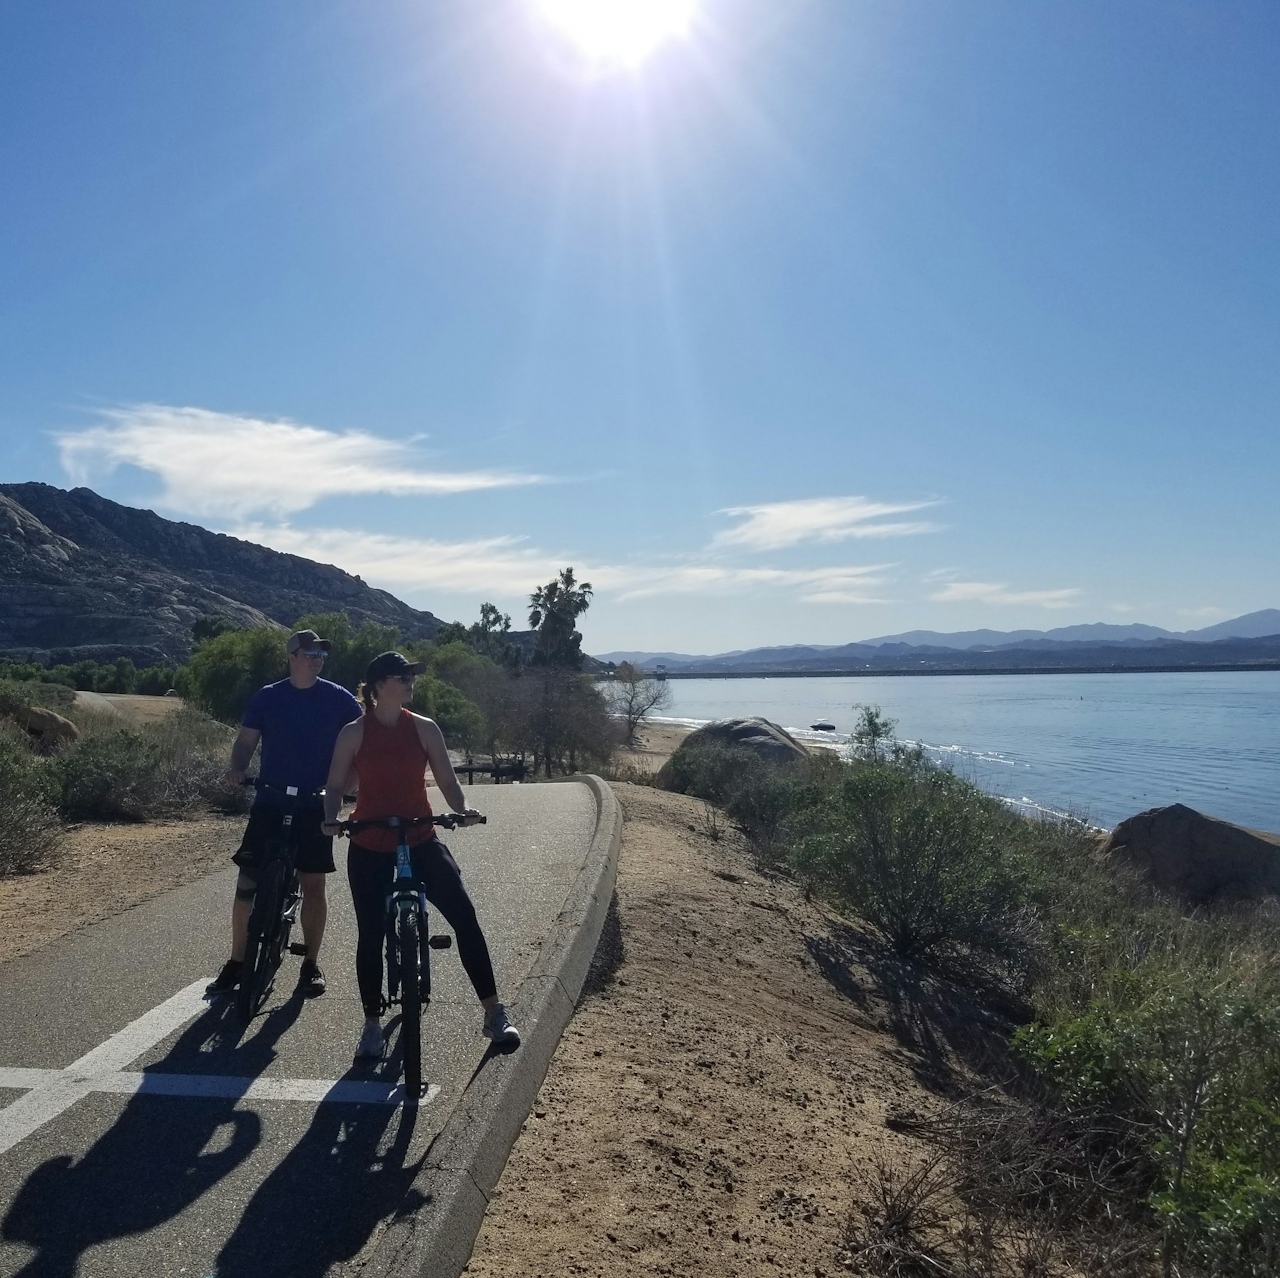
top-left (536, 0), bottom-right (696, 68)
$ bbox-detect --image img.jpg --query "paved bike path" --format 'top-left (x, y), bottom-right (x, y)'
top-left (0, 782), bottom-right (598, 1278)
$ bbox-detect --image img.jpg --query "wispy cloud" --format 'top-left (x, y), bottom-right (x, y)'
top-left (597, 563), bottom-right (892, 605)
top-left (236, 523), bottom-right (892, 606)
top-left (238, 524), bottom-right (567, 597)
top-left (930, 581), bottom-right (1081, 609)
top-left (713, 496), bottom-right (939, 551)
top-left (1178, 606), bottom-right (1227, 620)
top-left (57, 405), bottom-right (547, 519)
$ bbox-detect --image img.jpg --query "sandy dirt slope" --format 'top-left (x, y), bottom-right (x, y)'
top-left (466, 784), bottom-right (938, 1278)
top-left (0, 816), bottom-right (243, 966)
top-left (73, 691), bottom-right (186, 723)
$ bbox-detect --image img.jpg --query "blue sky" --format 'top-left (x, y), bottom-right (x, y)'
top-left (2, 0), bottom-right (1277, 653)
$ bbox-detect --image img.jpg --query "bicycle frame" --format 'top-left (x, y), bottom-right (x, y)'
top-left (383, 820), bottom-right (431, 1012)
top-left (237, 779), bottom-right (315, 1020)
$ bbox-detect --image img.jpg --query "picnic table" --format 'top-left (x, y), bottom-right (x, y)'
top-left (456, 759), bottom-right (528, 785)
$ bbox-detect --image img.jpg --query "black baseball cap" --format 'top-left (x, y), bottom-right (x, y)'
top-left (365, 651), bottom-right (427, 683)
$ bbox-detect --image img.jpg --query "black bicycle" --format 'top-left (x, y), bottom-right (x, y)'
top-left (237, 778), bottom-right (317, 1021)
top-left (337, 811), bottom-right (485, 1101)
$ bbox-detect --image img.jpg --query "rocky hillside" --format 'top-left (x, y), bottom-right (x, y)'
top-left (0, 483), bottom-right (443, 666)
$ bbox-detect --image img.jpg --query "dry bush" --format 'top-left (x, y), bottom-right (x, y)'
top-left (846, 1150), bottom-right (958, 1277)
top-left (889, 1095), bottom-right (1157, 1278)
top-left (59, 705), bottom-right (248, 820)
top-left (696, 801), bottom-right (728, 841)
top-left (0, 718), bottom-right (62, 875)
top-left (598, 756), bottom-right (659, 786)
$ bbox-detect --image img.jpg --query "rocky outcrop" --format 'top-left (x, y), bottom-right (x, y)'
top-left (1104, 803), bottom-right (1280, 902)
top-left (676, 716), bottom-right (809, 766)
top-left (0, 484), bottom-right (444, 665)
top-left (7, 704), bottom-right (81, 748)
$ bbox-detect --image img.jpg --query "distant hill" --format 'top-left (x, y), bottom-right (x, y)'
top-left (860, 623), bottom-right (1178, 649)
top-left (860, 615), bottom-right (1280, 650)
top-left (0, 483), bottom-right (444, 665)
top-left (606, 609), bottom-right (1280, 676)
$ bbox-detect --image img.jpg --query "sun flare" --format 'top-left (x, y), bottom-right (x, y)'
top-left (536, 0), bottom-right (696, 68)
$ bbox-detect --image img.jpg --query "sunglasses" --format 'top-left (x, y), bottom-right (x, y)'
top-left (298, 649), bottom-right (328, 659)
top-left (389, 673), bottom-right (417, 684)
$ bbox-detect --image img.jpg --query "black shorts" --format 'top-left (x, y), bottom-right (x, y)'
top-left (233, 803), bottom-right (336, 876)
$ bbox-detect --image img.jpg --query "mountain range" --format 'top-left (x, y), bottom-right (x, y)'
top-left (0, 482), bottom-right (443, 666)
top-left (600, 610), bottom-right (1280, 675)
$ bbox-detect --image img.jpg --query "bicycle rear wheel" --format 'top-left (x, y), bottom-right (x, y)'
top-left (397, 903), bottom-right (423, 1100)
top-left (237, 860), bottom-right (283, 1021)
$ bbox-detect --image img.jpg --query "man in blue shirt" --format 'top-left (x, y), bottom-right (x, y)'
top-left (206, 629), bottom-right (362, 1000)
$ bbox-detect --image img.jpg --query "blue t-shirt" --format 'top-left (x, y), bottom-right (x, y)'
top-left (242, 677), bottom-right (362, 801)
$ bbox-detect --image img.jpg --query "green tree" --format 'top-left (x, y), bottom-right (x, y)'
top-left (178, 627), bottom-right (287, 723)
top-left (191, 616), bottom-right (237, 644)
top-left (529, 568), bottom-right (593, 670)
top-left (290, 612), bottom-right (401, 692)
top-left (851, 703), bottom-right (896, 761)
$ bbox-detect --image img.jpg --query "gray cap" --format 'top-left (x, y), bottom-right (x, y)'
top-left (286, 629), bottom-right (332, 655)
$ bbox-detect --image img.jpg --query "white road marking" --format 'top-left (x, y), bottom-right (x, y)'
top-left (0, 980), bottom-right (210, 1157)
top-left (65, 979), bottom-right (211, 1077)
top-left (0, 980), bottom-right (439, 1157)
top-left (0, 1067), bottom-right (439, 1107)
top-left (0, 1076), bottom-right (95, 1158)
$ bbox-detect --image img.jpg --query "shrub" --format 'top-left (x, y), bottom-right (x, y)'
top-left (788, 761), bottom-right (1033, 973)
top-left (1015, 926), bottom-right (1280, 1274)
top-left (59, 706), bottom-right (244, 820)
top-left (658, 741), bottom-right (772, 806)
top-left (0, 721), bottom-right (62, 874)
top-left (0, 679), bottom-right (75, 715)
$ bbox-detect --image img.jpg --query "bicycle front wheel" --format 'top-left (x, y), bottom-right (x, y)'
top-left (397, 904), bottom-right (422, 1100)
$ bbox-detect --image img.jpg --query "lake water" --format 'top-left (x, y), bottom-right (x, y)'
top-left (653, 672), bottom-right (1280, 833)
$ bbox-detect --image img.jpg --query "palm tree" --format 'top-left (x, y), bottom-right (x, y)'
top-left (528, 568), bottom-right (593, 670)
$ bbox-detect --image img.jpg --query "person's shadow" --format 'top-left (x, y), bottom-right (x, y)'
top-left (211, 1073), bottom-right (423, 1278)
top-left (1, 994), bottom-right (304, 1278)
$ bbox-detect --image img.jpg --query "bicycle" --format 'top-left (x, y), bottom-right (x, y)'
top-left (237, 778), bottom-right (317, 1021)
top-left (336, 810), bottom-right (485, 1101)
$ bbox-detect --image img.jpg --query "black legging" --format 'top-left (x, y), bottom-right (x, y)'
top-left (346, 837), bottom-right (498, 1019)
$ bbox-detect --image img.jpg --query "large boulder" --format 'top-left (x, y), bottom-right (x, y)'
top-left (1104, 803), bottom-right (1280, 902)
top-left (676, 716), bottom-right (808, 766)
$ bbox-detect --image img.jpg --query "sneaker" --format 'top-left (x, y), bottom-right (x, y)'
top-left (206, 960), bottom-right (242, 997)
top-left (354, 1019), bottom-right (384, 1061)
top-left (297, 959), bottom-right (326, 998)
top-left (482, 1002), bottom-right (521, 1048)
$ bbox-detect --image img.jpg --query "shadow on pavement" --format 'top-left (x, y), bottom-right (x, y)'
top-left (213, 1088), bottom-right (422, 1278)
top-left (1, 995), bottom-right (303, 1278)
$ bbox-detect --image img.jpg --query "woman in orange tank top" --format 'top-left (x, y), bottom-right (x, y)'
top-left (322, 651), bottom-right (520, 1062)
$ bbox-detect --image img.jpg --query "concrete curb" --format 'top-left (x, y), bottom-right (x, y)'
top-left (359, 775), bottom-right (623, 1278)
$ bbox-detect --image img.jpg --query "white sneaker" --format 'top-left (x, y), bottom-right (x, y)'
top-left (483, 1002), bottom-right (521, 1048)
top-left (354, 1019), bottom-right (384, 1061)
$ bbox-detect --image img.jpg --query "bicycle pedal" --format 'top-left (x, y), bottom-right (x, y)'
top-left (288, 942), bottom-right (307, 956)
top-left (428, 934), bottom-right (452, 949)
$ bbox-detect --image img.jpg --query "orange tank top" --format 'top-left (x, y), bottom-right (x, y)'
top-left (350, 708), bottom-right (434, 852)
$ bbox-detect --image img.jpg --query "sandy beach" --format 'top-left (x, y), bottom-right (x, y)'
top-left (613, 721), bottom-right (695, 775)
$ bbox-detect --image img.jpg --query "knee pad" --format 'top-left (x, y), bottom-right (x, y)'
top-left (235, 875), bottom-right (257, 901)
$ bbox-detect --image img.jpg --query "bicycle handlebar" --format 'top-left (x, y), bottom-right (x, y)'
top-left (336, 812), bottom-right (486, 834)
